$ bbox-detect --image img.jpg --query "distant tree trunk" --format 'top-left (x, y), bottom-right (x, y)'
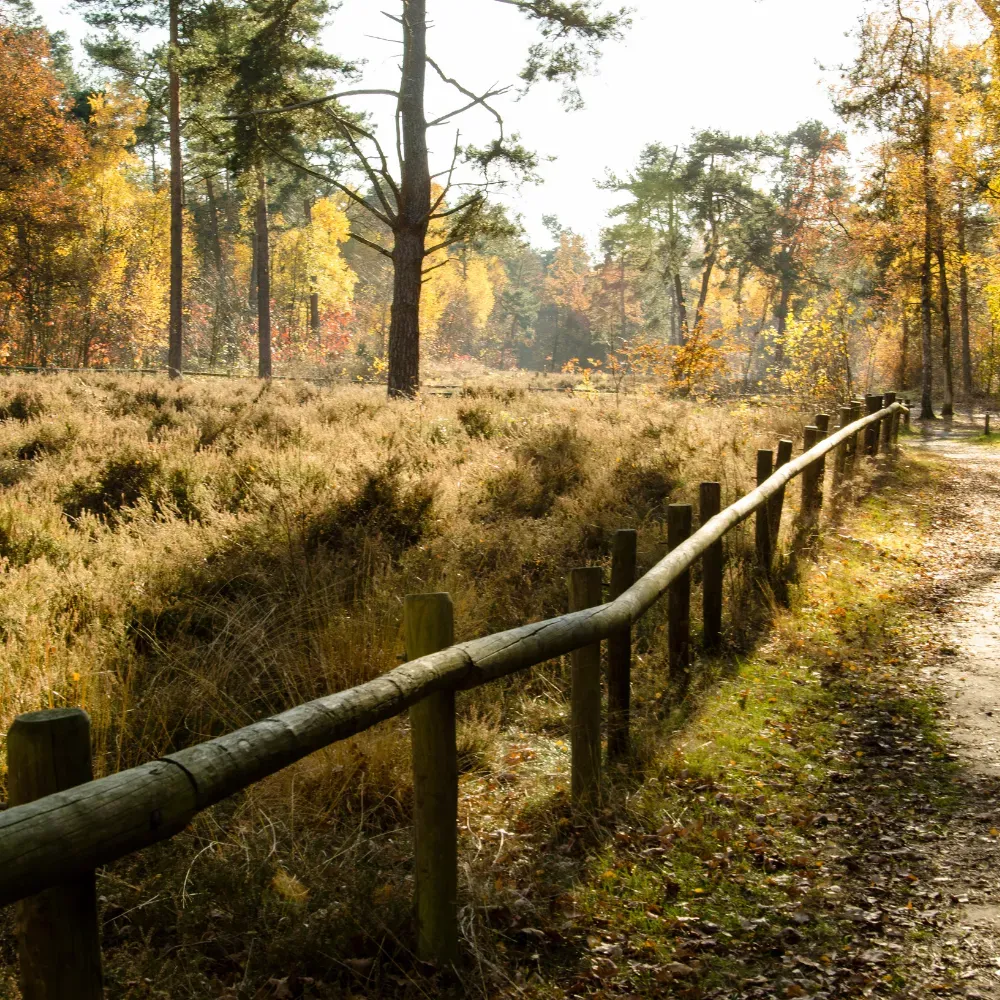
top-left (205, 176), bottom-right (223, 276)
top-left (387, 0), bottom-right (430, 398)
top-left (672, 272), bottom-right (688, 344)
top-left (249, 227), bottom-right (258, 309)
top-left (957, 194), bottom-right (973, 399)
top-left (256, 172), bottom-right (272, 379)
top-left (310, 287), bottom-right (320, 339)
top-left (899, 298), bottom-right (909, 391)
top-left (694, 225), bottom-right (717, 334)
top-left (920, 97), bottom-right (935, 420)
top-left (936, 224), bottom-right (954, 417)
top-left (167, 0), bottom-right (183, 380)
top-left (772, 278), bottom-right (793, 371)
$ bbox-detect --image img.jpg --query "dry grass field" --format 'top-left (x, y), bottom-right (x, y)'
top-left (0, 373), bottom-right (819, 997)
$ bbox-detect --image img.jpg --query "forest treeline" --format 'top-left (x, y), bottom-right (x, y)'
top-left (1, 0), bottom-right (999, 411)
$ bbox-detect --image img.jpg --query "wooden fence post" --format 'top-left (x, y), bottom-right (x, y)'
top-left (568, 567), bottom-right (603, 808)
top-left (881, 392), bottom-right (896, 453)
top-left (8, 709), bottom-right (103, 1000)
top-left (700, 483), bottom-right (723, 652)
top-left (864, 394), bottom-right (881, 456)
top-left (405, 593), bottom-right (458, 967)
top-left (849, 400), bottom-right (862, 473)
top-left (834, 405), bottom-right (852, 486)
top-left (608, 531), bottom-right (636, 761)
top-left (668, 505), bottom-right (692, 690)
top-left (755, 450), bottom-right (773, 573)
top-left (801, 425), bottom-right (820, 518)
top-left (769, 439), bottom-right (793, 544)
top-left (814, 413), bottom-right (831, 496)
top-left (987, 412), bottom-right (992, 437)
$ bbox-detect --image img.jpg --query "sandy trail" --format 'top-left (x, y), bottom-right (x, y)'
top-left (899, 417), bottom-right (1000, 997)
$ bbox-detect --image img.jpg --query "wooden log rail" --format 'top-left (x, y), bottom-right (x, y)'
top-left (0, 398), bottom-right (907, 989)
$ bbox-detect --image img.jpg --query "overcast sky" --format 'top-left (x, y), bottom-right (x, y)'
top-left (34, 0), bottom-right (907, 250)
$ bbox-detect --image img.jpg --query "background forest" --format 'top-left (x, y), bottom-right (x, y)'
top-left (2, 0), bottom-right (1000, 408)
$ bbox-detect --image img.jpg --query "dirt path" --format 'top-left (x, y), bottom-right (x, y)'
top-left (894, 419), bottom-right (1000, 998)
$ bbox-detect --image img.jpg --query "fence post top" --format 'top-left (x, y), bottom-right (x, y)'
top-left (12, 708), bottom-right (89, 728)
top-left (404, 593), bottom-right (453, 607)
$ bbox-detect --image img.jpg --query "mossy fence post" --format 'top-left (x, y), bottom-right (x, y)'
top-left (608, 530), bottom-right (637, 761)
top-left (699, 483), bottom-right (722, 651)
top-left (755, 450), bottom-right (773, 573)
top-left (768, 439), bottom-right (793, 543)
top-left (8, 708), bottom-right (103, 1000)
top-left (569, 567), bottom-right (603, 808)
top-left (668, 504), bottom-right (692, 689)
top-left (881, 392), bottom-right (896, 452)
top-left (405, 593), bottom-right (458, 967)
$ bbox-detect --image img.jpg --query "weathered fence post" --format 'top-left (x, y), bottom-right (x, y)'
top-left (881, 392), bottom-right (896, 453)
top-left (568, 567), bottom-right (603, 808)
top-left (700, 483), bottom-right (723, 652)
top-left (608, 530), bottom-right (637, 761)
top-left (405, 593), bottom-right (458, 967)
top-left (849, 400), bottom-right (862, 473)
top-left (864, 394), bottom-right (881, 456)
top-left (814, 413), bottom-right (831, 495)
top-left (801, 425), bottom-right (820, 518)
top-left (8, 709), bottom-right (103, 1000)
top-left (987, 412), bottom-right (992, 437)
top-left (756, 450), bottom-right (773, 573)
top-left (834, 405), bottom-right (852, 486)
top-left (768, 439), bottom-right (793, 543)
top-left (668, 504), bottom-right (693, 690)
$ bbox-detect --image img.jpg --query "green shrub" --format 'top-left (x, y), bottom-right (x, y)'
top-left (0, 389), bottom-right (44, 422)
top-left (63, 452), bottom-right (164, 521)
top-left (307, 460), bottom-right (435, 561)
top-left (457, 404), bottom-right (495, 439)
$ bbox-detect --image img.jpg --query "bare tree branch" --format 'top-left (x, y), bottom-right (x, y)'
top-left (259, 137), bottom-right (395, 228)
top-left (223, 89), bottom-right (399, 120)
top-left (422, 258), bottom-right (455, 279)
top-left (426, 56), bottom-right (506, 138)
top-left (424, 236), bottom-right (464, 257)
top-left (350, 231), bottom-right (394, 259)
top-left (321, 108), bottom-right (400, 221)
top-left (427, 86), bottom-right (511, 128)
top-left (429, 131), bottom-right (462, 216)
top-left (430, 194), bottom-right (483, 220)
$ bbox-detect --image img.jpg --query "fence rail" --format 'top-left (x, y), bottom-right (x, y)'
top-left (0, 395), bottom-right (908, 994)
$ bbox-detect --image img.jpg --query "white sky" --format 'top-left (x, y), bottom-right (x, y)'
top-left (32, 0), bottom-right (926, 250)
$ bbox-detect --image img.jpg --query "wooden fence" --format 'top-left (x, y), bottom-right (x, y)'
top-left (0, 394), bottom-right (907, 996)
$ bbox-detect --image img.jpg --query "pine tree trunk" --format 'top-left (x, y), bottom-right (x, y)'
top-left (205, 176), bottom-right (223, 277)
top-left (256, 173), bottom-right (272, 379)
top-left (936, 225), bottom-right (954, 417)
top-left (899, 298), bottom-right (909, 391)
top-left (920, 104), bottom-right (935, 420)
top-left (167, 0), bottom-right (183, 380)
top-left (387, 0), bottom-right (430, 398)
top-left (772, 280), bottom-right (792, 370)
top-left (958, 195), bottom-right (973, 399)
top-left (672, 273), bottom-right (687, 345)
